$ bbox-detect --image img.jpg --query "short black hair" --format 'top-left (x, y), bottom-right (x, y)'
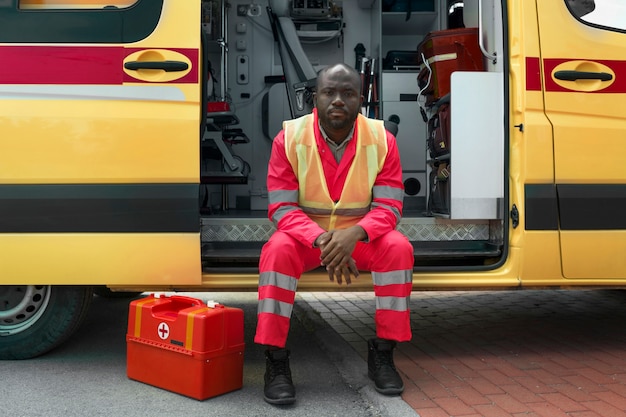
top-left (316, 63), bottom-right (362, 95)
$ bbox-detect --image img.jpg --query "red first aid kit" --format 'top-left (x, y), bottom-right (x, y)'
top-left (126, 294), bottom-right (245, 400)
top-left (417, 28), bottom-right (484, 105)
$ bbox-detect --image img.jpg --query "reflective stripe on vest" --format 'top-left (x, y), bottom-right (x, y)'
top-left (283, 113), bottom-right (388, 230)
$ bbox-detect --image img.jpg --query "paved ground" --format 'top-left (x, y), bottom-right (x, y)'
top-left (2, 291), bottom-right (408, 417)
top-left (299, 289), bottom-right (626, 417)
top-left (5, 288), bottom-right (625, 417)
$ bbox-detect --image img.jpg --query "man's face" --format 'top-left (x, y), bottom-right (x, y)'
top-left (314, 67), bottom-right (363, 133)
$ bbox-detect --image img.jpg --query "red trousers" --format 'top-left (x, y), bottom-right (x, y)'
top-left (254, 230), bottom-right (413, 348)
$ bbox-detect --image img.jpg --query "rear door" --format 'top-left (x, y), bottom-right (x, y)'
top-left (0, 0), bottom-right (202, 285)
top-left (536, 0), bottom-right (626, 279)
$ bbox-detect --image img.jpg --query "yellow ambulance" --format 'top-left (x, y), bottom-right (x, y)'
top-left (1, 0), bottom-right (625, 358)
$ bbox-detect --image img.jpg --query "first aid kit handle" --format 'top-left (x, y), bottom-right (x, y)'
top-left (167, 295), bottom-right (204, 307)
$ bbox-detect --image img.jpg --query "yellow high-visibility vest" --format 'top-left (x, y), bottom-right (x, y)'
top-left (283, 113), bottom-right (388, 230)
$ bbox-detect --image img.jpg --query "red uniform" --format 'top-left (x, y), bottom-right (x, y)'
top-left (254, 109), bottom-right (413, 348)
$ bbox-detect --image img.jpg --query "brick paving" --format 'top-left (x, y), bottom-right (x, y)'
top-left (299, 289), bottom-right (626, 417)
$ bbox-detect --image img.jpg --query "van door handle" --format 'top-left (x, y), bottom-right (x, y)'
top-left (124, 60), bottom-right (189, 72)
top-left (554, 70), bottom-right (613, 81)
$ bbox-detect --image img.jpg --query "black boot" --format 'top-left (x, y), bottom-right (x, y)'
top-left (367, 338), bottom-right (404, 395)
top-left (264, 349), bottom-right (296, 405)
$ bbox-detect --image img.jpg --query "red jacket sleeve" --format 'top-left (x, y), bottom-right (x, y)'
top-left (266, 130), bottom-right (326, 247)
top-left (357, 130), bottom-right (405, 242)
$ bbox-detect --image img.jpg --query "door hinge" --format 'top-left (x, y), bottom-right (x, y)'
top-left (510, 204), bottom-right (519, 229)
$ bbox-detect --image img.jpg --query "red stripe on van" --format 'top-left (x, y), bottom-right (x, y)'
top-left (0, 46), bottom-right (198, 84)
top-left (0, 46), bottom-right (124, 84)
top-left (543, 58), bottom-right (626, 93)
top-left (526, 57), bottom-right (542, 91)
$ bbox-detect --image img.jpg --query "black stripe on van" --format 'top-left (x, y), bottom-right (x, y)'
top-left (0, 184), bottom-right (199, 233)
top-left (525, 184), bottom-right (559, 230)
top-left (557, 184), bottom-right (626, 230)
top-left (0, 0), bottom-right (163, 44)
top-left (525, 184), bottom-right (626, 230)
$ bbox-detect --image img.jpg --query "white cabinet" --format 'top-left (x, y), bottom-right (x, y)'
top-left (381, 72), bottom-right (424, 174)
top-left (381, 72), bottom-right (427, 209)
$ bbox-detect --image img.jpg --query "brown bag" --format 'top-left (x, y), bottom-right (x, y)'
top-left (428, 162), bottom-right (450, 215)
top-left (427, 103), bottom-right (451, 158)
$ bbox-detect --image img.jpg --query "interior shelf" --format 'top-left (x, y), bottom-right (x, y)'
top-left (382, 12), bottom-right (437, 36)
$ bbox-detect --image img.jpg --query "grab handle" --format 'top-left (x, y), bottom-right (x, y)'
top-left (478, 0), bottom-right (497, 64)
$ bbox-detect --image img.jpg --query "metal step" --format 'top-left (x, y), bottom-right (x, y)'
top-left (201, 240), bottom-right (501, 264)
top-left (201, 213), bottom-right (497, 243)
top-left (200, 245), bottom-right (501, 273)
top-left (200, 212), bottom-right (504, 269)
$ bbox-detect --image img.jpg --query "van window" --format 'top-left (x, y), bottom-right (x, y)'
top-left (0, 0), bottom-right (162, 43)
top-left (566, 0), bottom-right (626, 31)
top-left (19, 0), bottom-right (137, 9)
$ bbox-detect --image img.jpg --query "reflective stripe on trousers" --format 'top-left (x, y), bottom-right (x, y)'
top-left (254, 230), bottom-right (414, 347)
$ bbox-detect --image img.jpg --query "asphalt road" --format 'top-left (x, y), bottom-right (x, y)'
top-left (0, 291), bottom-right (408, 417)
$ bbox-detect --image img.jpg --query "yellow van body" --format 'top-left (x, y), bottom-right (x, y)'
top-left (0, 0), bottom-right (202, 286)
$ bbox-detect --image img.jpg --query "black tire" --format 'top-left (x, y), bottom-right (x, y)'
top-left (0, 285), bottom-right (93, 360)
top-left (93, 286), bottom-right (143, 299)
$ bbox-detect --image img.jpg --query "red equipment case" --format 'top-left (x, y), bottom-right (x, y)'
top-left (126, 294), bottom-right (245, 400)
top-left (417, 28), bottom-right (484, 105)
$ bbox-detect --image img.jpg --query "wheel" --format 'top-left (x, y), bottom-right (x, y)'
top-left (93, 286), bottom-right (143, 299)
top-left (0, 285), bottom-right (93, 360)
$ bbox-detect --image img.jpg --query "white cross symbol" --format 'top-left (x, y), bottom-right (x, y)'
top-left (157, 322), bottom-right (170, 340)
